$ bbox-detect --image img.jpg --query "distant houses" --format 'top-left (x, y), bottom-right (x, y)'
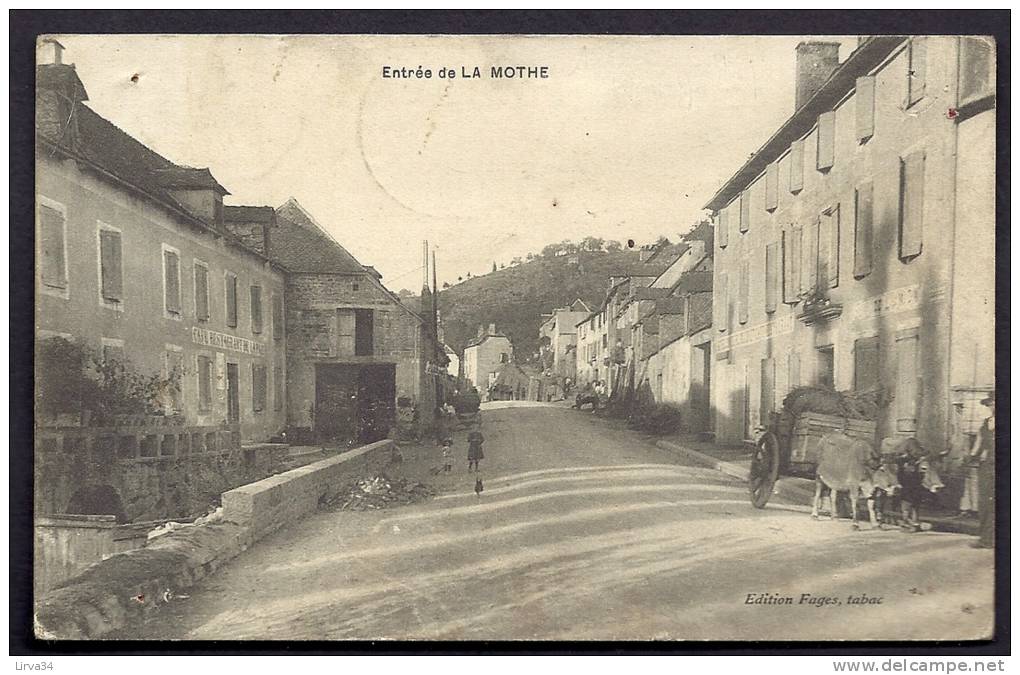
top-left (463, 324), bottom-right (513, 401)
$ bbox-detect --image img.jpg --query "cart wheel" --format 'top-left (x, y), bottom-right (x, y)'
top-left (749, 431), bottom-right (780, 508)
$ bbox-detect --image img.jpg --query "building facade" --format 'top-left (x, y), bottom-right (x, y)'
top-left (36, 59), bottom-right (287, 443)
top-left (706, 37), bottom-right (996, 453)
top-left (463, 325), bottom-right (513, 399)
top-left (538, 299), bottom-right (591, 383)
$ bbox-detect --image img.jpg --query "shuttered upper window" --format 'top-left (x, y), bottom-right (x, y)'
top-left (272, 293), bottom-right (284, 340)
top-left (252, 363), bottom-right (267, 412)
top-left (765, 162), bottom-right (779, 212)
top-left (783, 226), bottom-right (803, 303)
top-left (853, 182), bottom-right (874, 278)
top-left (856, 76), bottom-right (876, 142)
top-left (225, 272), bottom-right (238, 327)
top-left (274, 362), bottom-right (284, 411)
top-left (717, 206), bottom-right (729, 249)
top-left (98, 226), bottom-right (123, 304)
top-left (958, 37), bottom-right (995, 107)
top-left (38, 200), bottom-right (68, 291)
top-left (816, 111), bottom-right (835, 171)
top-left (899, 150), bottom-right (925, 259)
top-left (817, 205), bottom-right (840, 289)
top-left (162, 246), bottom-right (182, 317)
top-left (250, 285), bottom-right (263, 334)
top-left (802, 220), bottom-right (817, 293)
top-left (194, 261), bottom-right (210, 321)
top-left (738, 260), bottom-right (750, 325)
top-left (765, 241), bottom-right (779, 313)
top-left (789, 140), bottom-right (805, 193)
top-left (906, 38), bottom-right (927, 107)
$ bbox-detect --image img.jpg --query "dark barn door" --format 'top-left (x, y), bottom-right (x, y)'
top-left (357, 363), bottom-right (396, 443)
top-left (315, 363), bottom-right (396, 445)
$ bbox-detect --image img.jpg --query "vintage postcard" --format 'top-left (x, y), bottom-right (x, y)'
top-left (31, 32), bottom-right (997, 642)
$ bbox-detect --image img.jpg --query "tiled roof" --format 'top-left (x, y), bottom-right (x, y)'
top-left (152, 166), bottom-right (229, 194)
top-left (271, 199), bottom-right (367, 274)
top-left (225, 205), bottom-right (275, 223)
top-left (653, 298), bottom-right (688, 315)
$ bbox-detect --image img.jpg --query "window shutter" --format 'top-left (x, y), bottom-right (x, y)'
top-left (816, 111), bottom-right (835, 171)
top-left (803, 220), bottom-right (818, 292)
top-left (739, 190), bottom-right (750, 233)
top-left (818, 206), bottom-right (840, 289)
top-left (895, 329), bottom-right (920, 432)
top-left (789, 140), bottom-right (805, 193)
top-left (39, 205), bottom-right (67, 288)
top-left (198, 355), bottom-right (212, 410)
top-left (854, 183), bottom-right (874, 278)
top-left (907, 38), bottom-right (927, 107)
top-left (765, 163), bottom-right (779, 212)
top-left (781, 230), bottom-right (793, 304)
top-left (717, 206), bottom-right (729, 249)
top-left (760, 357), bottom-right (776, 417)
top-left (765, 242), bottom-right (778, 313)
top-left (899, 150), bottom-right (925, 259)
top-left (272, 293), bottom-right (284, 339)
top-left (853, 336), bottom-right (880, 392)
top-left (855, 76), bottom-right (876, 141)
top-left (250, 285), bottom-right (263, 334)
top-left (226, 275), bottom-right (238, 327)
top-left (738, 260), bottom-right (749, 325)
top-left (100, 230), bottom-right (123, 302)
top-left (716, 272), bottom-right (728, 332)
top-left (790, 226), bottom-right (803, 299)
top-left (274, 363), bottom-right (284, 411)
top-left (195, 265), bottom-right (209, 320)
top-left (959, 37), bottom-right (995, 107)
top-left (164, 251), bottom-right (181, 313)
top-left (336, 309), bottom-right (356, 355)
top-left (252, 364), bottom-right (267, 412)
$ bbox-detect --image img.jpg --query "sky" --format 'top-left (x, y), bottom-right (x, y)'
top-left (49, 34), bottom-right (855, 290)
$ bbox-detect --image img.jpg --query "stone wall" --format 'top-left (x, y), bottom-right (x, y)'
top-left (34, 439), bottom-right (398, 639)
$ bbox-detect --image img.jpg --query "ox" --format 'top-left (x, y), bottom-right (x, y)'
top-left (885, 437), bottom-right (946, 531)
top-left (811, 433), bottom-right (901, 529)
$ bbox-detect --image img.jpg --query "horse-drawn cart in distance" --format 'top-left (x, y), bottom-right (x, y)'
top-left (749, 387), bottom-right (882, 509)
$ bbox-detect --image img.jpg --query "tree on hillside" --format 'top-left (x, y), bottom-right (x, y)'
top-left (581, 236), bottom-right (605, 252)
top-left (511, 256), bottom-right (523, 266)
top-left (606, 240), bottom-right (623, 252)
top-left (442, 281), bottom-right (450, 289)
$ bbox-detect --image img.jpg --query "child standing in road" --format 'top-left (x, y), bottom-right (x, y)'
top-left (467, 426), bottom-right (485, 473)
top-left (441, 438), bottom-right (454, 473)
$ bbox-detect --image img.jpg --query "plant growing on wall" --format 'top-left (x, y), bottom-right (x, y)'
top-left (36, 337), bottom-right (183, 425)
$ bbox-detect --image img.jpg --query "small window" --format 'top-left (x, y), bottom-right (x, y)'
top-left (225, 272), bottom-right (238, 328)
top-left (38, 200), bottom-right (68, 291)
top-left (352, 282), bottom-right (360, 292)
top-left (789, 140), bottom-right (805, 193)
top-left (765, 162), bottom-right (779, 212)
top-left (195, 261), bottom-right (210, 321)
top-left (856, 76), bottom-right (876, 142)
top-left (717, 206), bottom-right (729, 249)
top-left (853, 183), bottom-right (874, 278)
top-left (899, 150), bottom-right (925, 259)
top-left (272, 293), bottom-right (284, 340)
top-left (958, 37), bottom-right (995, 107)
top-left (252, 363), bottom-right (267, 412)
top-left (98, 226), bottom-right (123, 304)
top-left (250, 285), bottom-right (263, 334)
top-left (163, 246), bottom-right (182, 317)
top-left (906, 38), bottom-right (927, 107)
top-left (197, 355), bottom-right (213, 412)
top-left (816, 111), bottom-right (835, 171)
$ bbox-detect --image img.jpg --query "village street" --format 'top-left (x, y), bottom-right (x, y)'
top-left (122, 403), bottom-right (993, 642)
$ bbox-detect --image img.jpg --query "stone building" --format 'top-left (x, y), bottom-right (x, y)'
top-left (538, 299), bottom-right (591, 383)
top-left (705, 37), bottom-right (996, 452)
top-left (36, 56), bottom-right (288, 444)
top-left (463, 324), bottom-right (513, 400)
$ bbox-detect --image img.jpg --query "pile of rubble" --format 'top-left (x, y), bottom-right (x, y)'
top-left (323, 475), bottom-right (434, 512)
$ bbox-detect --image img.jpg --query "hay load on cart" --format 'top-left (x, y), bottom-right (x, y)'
top-left (749, 386), bottom-right (889, 508)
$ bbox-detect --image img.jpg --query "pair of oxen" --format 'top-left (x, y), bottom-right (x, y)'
top-left (812, 435), bottom-right (945, 530)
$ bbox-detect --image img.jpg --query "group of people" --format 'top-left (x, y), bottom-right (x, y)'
top-left (435, 401), bottom-right (486, 475)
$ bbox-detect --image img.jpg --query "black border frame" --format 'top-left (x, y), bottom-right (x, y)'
top-left (10, 9), bottom-right (1011, 656)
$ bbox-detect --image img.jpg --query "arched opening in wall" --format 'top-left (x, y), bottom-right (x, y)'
top-left (66, 484), bottom-right (127, 523)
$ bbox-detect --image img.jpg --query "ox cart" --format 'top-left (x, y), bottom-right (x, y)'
top-left (749, 393), bottom-right (879, 508)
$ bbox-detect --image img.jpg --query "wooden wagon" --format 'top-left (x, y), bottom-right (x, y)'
top-left (748, 410), bottom-right (877, 508)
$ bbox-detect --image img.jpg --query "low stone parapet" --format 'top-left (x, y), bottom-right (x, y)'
top-left (34, 439), bottom-right (396, 639)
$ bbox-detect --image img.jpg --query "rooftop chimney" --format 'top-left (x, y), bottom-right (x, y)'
top-left (489, 323), bottom-right (496, 334)
top-left (39, 38), bottom-right (65, 65)
top-left (795, 42), bottom-right (841, 110)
